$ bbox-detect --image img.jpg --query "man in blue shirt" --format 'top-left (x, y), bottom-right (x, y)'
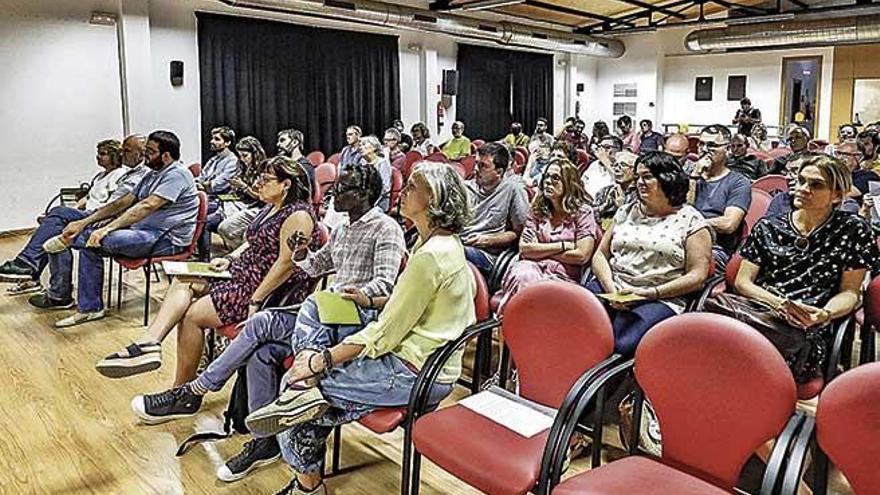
top-left (35, 130), bottom-right (199, 328)
top-left (638, 119), bottom-right (665, 153)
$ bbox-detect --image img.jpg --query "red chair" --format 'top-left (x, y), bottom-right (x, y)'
top-left (516, 146), bottom-right (530, 161)
top-left (425, 151), bottom-right (448, 163)
top-left (576, 149), bottom-right (590, 169)
top-left (449, 161), bottom-right (467, 179)
top-left (808, 139), bottom-right (829, 152)
top-left (780, 362), bottom-right (880, 495)
top-left (472, 139), bottom-right (486, 148)
top-left (327, 152), bottom-right (341, 166)
top-left (115, 191), bottom-right (209, 326)
top-left (513, 150), bottom-right (527, 175)
top-left (768, 147), bottom-right (792, 159)
top-left (737, 188), bottom-right (772, 245)
top-left (459, 154), bottom-right (476, 179)
top-left (402, 150), bottom-right (423, 180)
top-left (552, 313), bottom-right (800, 495)
top-left (391, 155), bottom-right (406, 171)
top-left (188, 163), bottom-right (201, 178)
top-left (312, 163), bottom-right (337, 212)
top-left (306, 150), bottom-right (325, 166)
top-left (388, 167), bottom-right (404, 213)
top-left (687, 135), bottom-right (700, 154)
top-left (859, 276), bottom-right (880, 365)
top-left (752, 174), bottom-right (789, 196)
top-left (411, 281), bottom-right (618, 495)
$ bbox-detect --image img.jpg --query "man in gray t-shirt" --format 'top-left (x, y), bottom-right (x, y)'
top-left (461, 142), bottom-right (529, 277)
top-left (37, 130), bottom-right (200, 328)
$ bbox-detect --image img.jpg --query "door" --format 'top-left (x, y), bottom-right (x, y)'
top-left (781, 56), bottom-right (822, 137)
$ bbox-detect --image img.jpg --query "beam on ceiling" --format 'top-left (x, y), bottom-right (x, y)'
top-left (614, 0), bottom-right (688, 18)
top-left (709, 0), bottom-right (772, 15)
top-left (787, 0), bottom-right (810, 9)
top-left (575, 0), bottom-right (696, 32)
top-left (523, 0), bottom-right (634, 26)
top-left (428, 0), bottom-right (453, 10)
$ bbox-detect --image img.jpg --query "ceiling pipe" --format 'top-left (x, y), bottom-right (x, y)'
top-left (685, 13), bottom-right (880, 52)
top-left (216, 0), bottom-right (626, 57)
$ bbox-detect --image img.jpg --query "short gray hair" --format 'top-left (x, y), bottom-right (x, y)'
top-left (360, 135), bottom-right (381, 153)
top-left (410, 161), bottom-right (472, 233)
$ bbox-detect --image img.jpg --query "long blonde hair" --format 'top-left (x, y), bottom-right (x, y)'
top-left (531, 158), bottom-right (590, 219)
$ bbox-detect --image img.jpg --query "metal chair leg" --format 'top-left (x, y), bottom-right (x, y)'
top-left (106, 261), bottom-right (113, 308)
top-left (401, 424), bottom-right (413, 495)
top-left (143, 265), bottom-right (151, 326)
top-left (206, 329), bottom-right (216, 363)
top-left (410, 451), bottom-right (422, 495)
top-left (331, 424), bottom-right (341, 474)
top-left (117, 264), bottom-right (124, 310)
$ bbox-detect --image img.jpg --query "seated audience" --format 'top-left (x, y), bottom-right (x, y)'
top-left (771, 125), bottom-right (809, 174)
top-left (359, 135), bottom-right (392, 211)
top-left (441, 121), bottom-right (472, 160)
top-left (277, 128), bottom-right (315, 183)
top-left (766, 152), bottom-right (859, 218)
top-left (128, 161), bottom-right (405, 483)
top-left (858, 129), bottom-right (880, 173)
top-left (391, 119), bottom-right (413, 153)
top-left (588, 120), bottom-right (610, 154)
top-left (523, 139), bottom-right (551, 187)
top-left (586, 152), bottom-right (712, 355)
top-left (410, 122), bottom-right (435, 156)
top-left (497, 159), bottom-right (596, 310)
top-left (836, 140), bottom-right (878, 204)
top-left (581, 135), bottom-right (623, 199)
top-left (593, 151), bottom-right (638, 231)
top-left (383, 128), bottom-right (405, 164)
top-left (245, 161), bottom-right (475, 495)
top-left (503, 122), bottom-right (530, 148)
top-left (98, 155), bottom-right (316, 381)
top-left (528, 117), bottom-right (554, 153)
top-left (638, 119), bottom-right (665, 153)
top-left (461, 142), bottom-right (529, 276)
top-left (748, 122), bottom-right (772, 152)
top-left (34, 131), bottom-right (199, 328)
top-left (560, 119), bottom-right (589, 150)
top-left (339, 125), bottom-right (363, 167)
top-left (217, 136), bottom-right (268, 249)
top-left (727, 133), bottom-right (768, 180)
top-left (719, 155), bottom-right (872, 383)
top-left (617, 115), bottom-right (641, 154)
top-left (0, 136), bottom-right (147, 288)
top-left (688, 124), bottom-right (752, 269)
top-left (825, 123), bottom-right (858, 155)
top-left (201, 126), bottom-right (240, 254)
top-left (556, 117), bottom-right (576, 140)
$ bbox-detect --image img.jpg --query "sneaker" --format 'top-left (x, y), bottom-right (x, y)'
top-left (42, 235), bottom-right (69, 254)
top-left (6, 280), bottom-right (43, 296)
top-left (274, 479), bottom-right (327, 495)
top-left (246, 387), bottom-right (329, 436)
top-left (28, 293), bottom-right (75, 310)
top-left (0, 260), bottom-right (36, 281)
top-left (217, 437), bottom-right (281, 482)
top-left (55, 310), bottom-right (105, 328)
top-left (96, 342), bottom-right (162, 378)
top-left (131, 386), bottom-right (203, 424)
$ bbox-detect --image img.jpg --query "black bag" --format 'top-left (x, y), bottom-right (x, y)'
top-left (176, 367), bottom-right (250, 456)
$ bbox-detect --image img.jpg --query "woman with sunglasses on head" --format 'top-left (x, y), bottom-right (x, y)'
top-left (98, 156), bottom-right (320, 384)
top-left (497, 159), bottom-right (597, 311)
top-left (715, 154), bottom-right (873, 383)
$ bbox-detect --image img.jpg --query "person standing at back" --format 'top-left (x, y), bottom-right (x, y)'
top-left (733, 97), bottom-right (762, 136)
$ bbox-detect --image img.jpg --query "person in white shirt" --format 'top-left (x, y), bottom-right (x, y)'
top-left (581, 135), bottom-right (623, 200)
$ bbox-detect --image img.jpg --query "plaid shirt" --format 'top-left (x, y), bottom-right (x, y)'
top-left (296, 207), bottom-right (405, 297)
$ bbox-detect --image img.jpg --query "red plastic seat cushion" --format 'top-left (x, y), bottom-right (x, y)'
top-left (358, 408), bottom-right (406, 434)
top-left (797, 377), bottom-right (824, 400)
top-left (553, 456), bottom-right (729, 495)
top-left (413, 404), bottom-right (548, 495)
top-left (216, 323), bottom-right (240, 340)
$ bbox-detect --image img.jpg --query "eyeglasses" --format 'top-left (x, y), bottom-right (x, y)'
top-left (699, 142), bottom-right (727, 152)
top-left (255, 174), bottom-right (279, 184)
top-left (383, 138), bottom-right (397, 143)
top-left (543, 173), bottom-right (563, 183)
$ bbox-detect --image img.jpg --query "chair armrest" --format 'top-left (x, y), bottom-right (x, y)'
top-left (761, 412), bottom-right (810, 495)
top-left (775, 414), bottom-right (815, 495)
top-left (536, 354), bottom-right (625, 494)
top-left (826, 314), bottom-right (855, 381)
top-left (488, 248), bottom-right (519, 292)
top-left (690, 274), bottom-right (726, 312)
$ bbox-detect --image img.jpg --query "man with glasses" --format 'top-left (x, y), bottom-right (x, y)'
top-left (581, 135), bottom-right (623, 198)
top-left (836, 140), bottom-right (878, 206)
top-left (771, 125), bottom-right (810, 175)
top-left (441, 121), bottom-right (472, 160)
top-left (688, 124), bottom-right (751, 270)
top-left (383, 128), bottom-right (405, 164)
top-left (727, 133), bottom-right (767, 180)
top-left (528, 117), bottom-right (554, 154)
top-left (339, 125), bottom-right (363, 167)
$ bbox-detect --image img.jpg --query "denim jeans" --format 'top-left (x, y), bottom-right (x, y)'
top-left (464, 246), bottom-right (495, 278)
top-left (16, 206), bottom-right (89, 280)
top-left (49, 226), bottom-right (180, 312)
top-left (278, 295), bottom-right (453, 474)
top-left (199, 199), bottom-right (222, 257)
top-left (218, 206), bottom-right (261, 248)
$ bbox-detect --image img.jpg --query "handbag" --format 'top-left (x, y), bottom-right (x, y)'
top-left (704, 292), bottom-right (823, 383)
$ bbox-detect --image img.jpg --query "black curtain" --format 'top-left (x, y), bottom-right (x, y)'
top-left (456, 44), bottom-right (553, 142)
top-left (197, 13), bottom-right (400, 160)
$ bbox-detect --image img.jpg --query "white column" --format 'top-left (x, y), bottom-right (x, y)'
top-left (116, 0), bottom-right (154, 135)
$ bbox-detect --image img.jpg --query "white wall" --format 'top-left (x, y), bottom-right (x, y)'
top-left (0, 0), bottom-right (124, 232)
top-left (592, 33), bottom-right (662, 127)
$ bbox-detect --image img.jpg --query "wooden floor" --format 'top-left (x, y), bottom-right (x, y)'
top-left (0, 232), bottom-right (855, 494)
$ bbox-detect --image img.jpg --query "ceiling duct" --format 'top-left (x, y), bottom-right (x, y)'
top-left (685, 14), bottom-right (880, 52)
top-left (217, 0), bottom-right (625, 57)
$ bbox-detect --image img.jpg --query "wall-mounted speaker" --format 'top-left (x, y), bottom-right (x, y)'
top-left (576, 83), bottom-right (585, 93)
top-left (442, 69), bottom-right (458, 96)
top-left (170, 60), bottom-right (184, 87)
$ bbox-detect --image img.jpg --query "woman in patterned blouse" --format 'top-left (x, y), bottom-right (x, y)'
top-left (734, 154), bottom-right (874, 382)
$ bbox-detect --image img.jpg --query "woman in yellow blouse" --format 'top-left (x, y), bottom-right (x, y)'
top-left (247, 161), bottom-right (476, 495)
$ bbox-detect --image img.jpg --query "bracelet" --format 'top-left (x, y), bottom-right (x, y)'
top-left (307, 353), bottom-right (322, 376)
top-left (652, 287), bottom-right (660, 300)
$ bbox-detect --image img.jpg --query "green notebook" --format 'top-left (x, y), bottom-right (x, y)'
top-left (314, 291), bottom-right (362, 325)
top-left (162, 261), bottom-right (232, 279)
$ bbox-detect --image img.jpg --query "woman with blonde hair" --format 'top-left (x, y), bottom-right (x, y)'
top-left (497, 158), bottom-right (597, 310)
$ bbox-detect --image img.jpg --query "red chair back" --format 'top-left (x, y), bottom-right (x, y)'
top-left (513, 151), bottom-right (526, 175)
top-left (459, 155), bottom-right (476, 179)
top-left (515, 146), bottom-right (530, 161)
top-left (634, 313), bottom-right (796, 489)
top-left (186, 191), bottom-right (210, 258)
top-left (863, 276), bottom-right (880, 327)
top-left (327, 152), bottom-right (341, 166)
top-left (391, 155), bottom-right (406, 171)
top-left (768, 147), bottom-right (792, 159)
top-left (426, 151), bottom-right (448, 163)
top-left (312, 163), bottom-right (337, 207)
top-left (808, 139), bottom-right (828, 152)
top-left (449, 161), bottom-right (467, 179)
top-left (468, 262), bottom-right (490, 322)
top-left (740, 188), bottom-right (772, 241)
top-left (752, 174), bottom-right (789, 196)
top-left (472, 139), bottom-right (486, 148)
top-left (816, 362), bottom-right (880, 495)
top-left (724, 253), bottom-right (744, 288)
top-left (687, 135), bottom-right (700, 153)
top-left (306, 150), bottom-right (325, 166)
top-left (188, 163), bottom-right (201, 178)
top-left (576, 149), bottom-right (590, 168)
top-left (389, 167), bottom-right (404, 212)
top-left (403, 150), bottom-right (423, 180)
top-left (501, 281), bottom-right (613, 409)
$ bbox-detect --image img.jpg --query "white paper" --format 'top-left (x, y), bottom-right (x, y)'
top-left (459, 387), bottom-right (556, 438)
top-left (869, 181), bottom-right (880, 222)
top-left (161, 261), bottom-right (232, 279)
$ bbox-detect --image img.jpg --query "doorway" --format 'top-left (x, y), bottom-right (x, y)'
top-left (780, 56), bottom-right (822, 137)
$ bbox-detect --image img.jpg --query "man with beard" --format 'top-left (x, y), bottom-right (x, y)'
top-left (37, 130), bottom-right (199, 328)
top-left (727, 133), bottom-right (767, 180)
top-left (200, 126), bottom-right (239, 254)
top-left (276, 128), bottom-right (315, 183)
top-left (771, 125), bottom-right (810, 175)
top-left (461, 142), bottom-right (529, 276)
top-left (528, 117), bottom-right (554, 153)
top-left (858, 129), bottom-right (880, 173)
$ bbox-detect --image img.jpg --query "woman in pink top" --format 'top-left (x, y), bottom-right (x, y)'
top-left (498, 159), bottom-right (597, 311)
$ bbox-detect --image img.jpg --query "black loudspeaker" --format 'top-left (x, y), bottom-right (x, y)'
top-left (442, 69), bottom-right (458, 96)
top-left (576, 83), bottom-right (585, 93)
top-left (170, 60), bottom-right (184, 87)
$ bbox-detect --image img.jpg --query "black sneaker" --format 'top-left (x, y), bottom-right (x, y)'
top-left (274, 479), bottom-right (327, 495)
top-left (131, 386), bottom-right (203, 424)
top-left (28, 292), bottom-right (75, 310)
top-left (217, 437), bottom-right (281, 482)
top-left (0, 259), bottom-right (35, 281)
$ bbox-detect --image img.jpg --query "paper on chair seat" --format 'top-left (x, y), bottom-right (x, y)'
top-left (458, 386), bottom-right (556, 438)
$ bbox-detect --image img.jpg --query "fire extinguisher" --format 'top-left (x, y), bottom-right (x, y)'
top-left (436, 101), bottom-right (445, 130)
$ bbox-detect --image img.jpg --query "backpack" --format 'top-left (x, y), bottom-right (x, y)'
top-left (176, 366), bottom-right (250, 456)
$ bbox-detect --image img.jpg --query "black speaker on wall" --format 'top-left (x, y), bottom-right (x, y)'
top-left (442, 69), bottom-right (458, 96)
top-left (170, 60), bottom-right (184, 86)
